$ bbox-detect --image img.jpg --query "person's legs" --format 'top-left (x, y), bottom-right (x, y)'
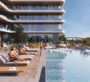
top-left (16, 57), bottom-right (25, 61)
top-left (26, 52), bottom-right (36, 55)
top-left (40, 48), bottom-right (42, 56)
top-left (16, 57), bottom-right (31, 61)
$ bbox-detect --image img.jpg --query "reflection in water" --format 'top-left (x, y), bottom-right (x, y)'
top-left (46, 49), bottom-right (66, 82)
top-left (80, 49), bottom-right (90, 56)
top-left (46, 48), bottom-right (90, 82)
top-left (65, 49), bottom-right (90, 82)
top-left (73, 48), bottom-right (90, 56)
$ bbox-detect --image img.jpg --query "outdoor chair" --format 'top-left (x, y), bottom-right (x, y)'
top-left (0, 55), bottom-right (30, 73)
top-left (24, 46), bottom-right (39, 52)
top-left (19, 55), bottom-right (35, 60)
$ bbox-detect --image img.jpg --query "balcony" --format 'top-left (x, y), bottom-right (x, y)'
top-left (4, 0), bottom-right (65, 6)
top-left (23, 31), bottom-right (64, 34)
top-left (1, 10), bottom-right (65, 15)
top-left (0, 15), bottom-right (64, 24)
top-left (0, 2), bottom-right (65, 15)
top-left (0, 28), bottom-right (15, 33)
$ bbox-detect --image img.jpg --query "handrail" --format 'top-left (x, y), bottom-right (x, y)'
top-left (0, 2), bottom-right (65, 15)
top-left (5, 0), bottom-right (65, 4)
top-left (0, 15), bottom-right (64, 24)
top-left (0, 28), bottom-right (15, 33)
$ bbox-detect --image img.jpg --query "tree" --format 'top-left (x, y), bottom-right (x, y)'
top-left (13, 27), bottom-right (26, 43)
top-left (82, 38), bottom-right (90, 46)
top-left (28, 36), bottom-right (42, 43)
top-left (58, 34), bottom-right (67, 44)
top-left (36, 36), bottom-right (42, 42)
top-left (28, 36), bottom-right (36, 42)
top-left (44, 35), bottom-right (49, 42)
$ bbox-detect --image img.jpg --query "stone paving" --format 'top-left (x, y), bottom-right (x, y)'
top-left (0, 49), bottom-right (45, 82)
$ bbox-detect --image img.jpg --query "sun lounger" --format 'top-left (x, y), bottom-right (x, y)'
top-left (19, 55), bottom-right (35, 60)
top-left (25, 47), bottom-right (39, 52)
top-left (0, 55), bottom-right (30, 73)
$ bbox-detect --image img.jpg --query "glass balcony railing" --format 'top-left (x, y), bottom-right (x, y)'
top-left (16, 5), bottom-right (62, 10)
top-left (15, 15), bottom-right (62, 20)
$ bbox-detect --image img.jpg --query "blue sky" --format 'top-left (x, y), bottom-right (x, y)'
top-left (63, 0), bottom-right (90, 37)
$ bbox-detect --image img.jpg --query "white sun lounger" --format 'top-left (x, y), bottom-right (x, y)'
top-left (0, 55), bottom-right (30, 73)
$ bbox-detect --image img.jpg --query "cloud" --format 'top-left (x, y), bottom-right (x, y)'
top-left (80, 32), bottom-right (90, 38)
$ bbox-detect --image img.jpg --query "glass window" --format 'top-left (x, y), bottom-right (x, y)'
top-left (22, 24), bottom-right (61, 32)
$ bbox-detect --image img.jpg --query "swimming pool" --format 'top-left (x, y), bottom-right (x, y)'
top-left (45, 48), bottom-right (90, 82)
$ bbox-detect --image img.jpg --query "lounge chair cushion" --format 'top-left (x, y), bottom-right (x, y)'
top-left (25, 47), bottom-right (39, 52)
top-left (0, 55), bottom-right (7, 64)
top-left (4, 61), bottom-right (30, 66)
top-left (19, 55), bottom-right (34, 60)
top-left (1, 54), bottom-right (9, 62)
top-left (0, 55), bottom-right (30, 66)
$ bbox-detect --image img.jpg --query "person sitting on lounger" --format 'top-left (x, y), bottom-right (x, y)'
top-left (19, 45), bottom-right (35, 55)
top-left (8, 47), bottom-right (26, 62)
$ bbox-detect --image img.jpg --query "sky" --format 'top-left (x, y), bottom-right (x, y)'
top-left (63, 0), bottom-right (90, 37)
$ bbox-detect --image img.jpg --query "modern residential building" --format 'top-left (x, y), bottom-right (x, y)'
top-left (0, 0), bottom-right (65, 42)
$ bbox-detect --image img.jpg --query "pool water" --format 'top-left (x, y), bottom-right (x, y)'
top-left (45, 48), bottom-right (90, 82)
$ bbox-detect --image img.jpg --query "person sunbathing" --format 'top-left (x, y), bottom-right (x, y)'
top-left (19, 45), bottom-right (36, 55)
top-left (8, 47), bottom-right (26, 62)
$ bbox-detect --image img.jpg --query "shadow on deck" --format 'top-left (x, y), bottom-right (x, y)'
top-left (0, 73), bottom-right (17, 76)
top-left (39, 66), bottom-right (45, 82)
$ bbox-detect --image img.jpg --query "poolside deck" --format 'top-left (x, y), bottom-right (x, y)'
top-left (0, 49), bottom-right (45, 82)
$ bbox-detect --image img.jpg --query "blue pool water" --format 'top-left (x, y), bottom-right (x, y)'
top-left (46, 48), bottom-right (90, 82)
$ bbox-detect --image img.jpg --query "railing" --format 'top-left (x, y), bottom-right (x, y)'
top-left (0, 2), bottom-right (65, 15)
top-left (0, 27), bottom-right (15, 33)
top-left (0, 15), bottom-right (65, 24)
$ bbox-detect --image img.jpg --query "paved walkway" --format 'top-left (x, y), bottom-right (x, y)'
top-left (0, 49), bottom-right (45, 82)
